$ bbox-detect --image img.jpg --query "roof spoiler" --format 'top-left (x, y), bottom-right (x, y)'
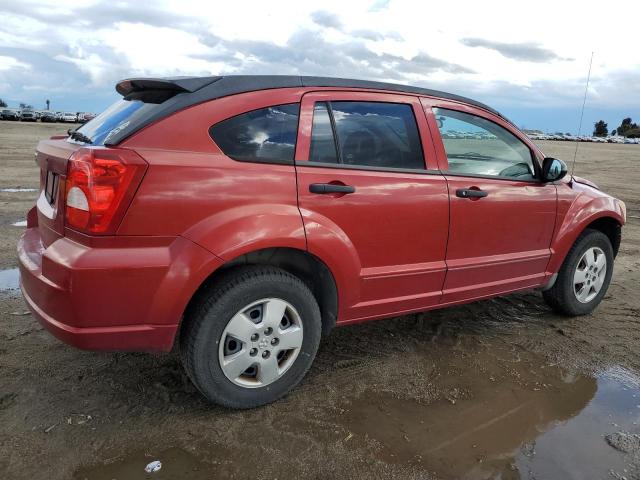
top-left (115, 76), bottom-right (222, 97)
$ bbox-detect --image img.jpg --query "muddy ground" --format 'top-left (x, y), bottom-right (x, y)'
top-left (1, 121), bottom-right (639, 480)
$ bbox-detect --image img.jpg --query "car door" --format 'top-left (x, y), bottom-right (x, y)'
top-left (421, 99), bottom-right (557, 304)
top-left (295, 91), bottom-right (449, 323)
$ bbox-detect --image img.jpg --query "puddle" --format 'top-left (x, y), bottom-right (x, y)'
top-left (0, 268), bottom-right (20, 292)
top-left (12, 220), bottom-right (27, 227)
top-left (513, 369), bottom-right (640, 479)
top-left (69, 343), bottom-right (640, 480)
top-left (339, 349), bottom-right (640, 479)
top-left (0, 187), bottom-right (37, 192)
top-left (73, 447), bottom-right (221, 480)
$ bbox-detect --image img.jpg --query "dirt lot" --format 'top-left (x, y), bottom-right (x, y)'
top-left (1, 121), bottom-right (640, 480)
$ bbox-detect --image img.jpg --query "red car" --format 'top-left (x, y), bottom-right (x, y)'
top-left (18, 76), bottom-right (626, 408)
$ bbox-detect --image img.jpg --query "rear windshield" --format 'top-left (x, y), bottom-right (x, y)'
top-left (76, 99), bottom-right (161, 145)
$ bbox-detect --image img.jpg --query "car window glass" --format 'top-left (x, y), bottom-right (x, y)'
top-left (433, 108), bottom-right (535, 180)
top-left (326, 101), bottom-right (425, 170)
top-left (209, 104), bottom-right (300, 162)
top-left (309, 102), bottom-right (338, 163)
top-left (76, 99), bottom-right (161, 145)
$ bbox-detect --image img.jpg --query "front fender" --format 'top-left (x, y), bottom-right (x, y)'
top-left (181, 204), bottom-right (307, 260)
top-left (547, 185), bottom-right (624, 273)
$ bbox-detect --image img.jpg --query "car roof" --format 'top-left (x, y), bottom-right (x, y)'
top-left (107, 75), bottom-right (509, 145)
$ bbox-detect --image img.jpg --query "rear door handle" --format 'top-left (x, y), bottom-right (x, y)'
top-left (456, 188), bottom-right (488, 199)
top-left (309, 183), bottom-right (356, 194)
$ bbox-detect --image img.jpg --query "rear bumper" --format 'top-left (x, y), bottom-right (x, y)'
top-left (18, 226), bottom-right (222, 352)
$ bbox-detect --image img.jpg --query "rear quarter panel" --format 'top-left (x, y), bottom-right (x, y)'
top-left (117, 88), bottom-right (308, 259)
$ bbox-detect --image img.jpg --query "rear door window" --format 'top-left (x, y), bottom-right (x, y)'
top-left (309, 101), bottom-right (425, 170)
top-left (309, 102), bottom-right (338, 163)
top-left (209, 104), bottom-right (300, 163)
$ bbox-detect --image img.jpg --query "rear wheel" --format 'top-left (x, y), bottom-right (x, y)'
top-left (543, 229), bottom-right (614, 316)
top-left (180, 266), bottom-right (321, 408)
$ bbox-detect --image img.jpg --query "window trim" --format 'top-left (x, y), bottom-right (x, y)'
top-left (296, 91), bottom-right (440, 171)
top-left (442, 171), bottom-right (543, 184)
top-left (208, 102), bottom-right (300, 165)
top-left (326, 101), bottom-right (343, 164)
top-left (296, 160), bottom-right (441, 176)
top-left (308, 101), bottom-right (340, 164)
top-left (307, 99), bottom-right (428, 172)
top-left (428, 104), bottom-right (543, 183)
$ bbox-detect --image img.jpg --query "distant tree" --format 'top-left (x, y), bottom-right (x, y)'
top-left (617, 117), bottom-right (639, 137)
top-left (0, 98), bottom-right (6, 108)
top-left (565, 132), bottom-right (571, 136)
top-left (46, 99), bottom-right (50, 110)
top-left (612, 129), bottom-right (617, 136)
top-left (593, 120), bottom-right (608, 137)
top-left (627, 128), bottom-right (640, 139)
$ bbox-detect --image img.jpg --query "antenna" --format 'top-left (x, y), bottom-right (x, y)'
top-left (571, 51), bottom-right (594, 177)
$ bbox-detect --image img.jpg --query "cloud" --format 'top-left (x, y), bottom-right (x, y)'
top-left (351, 29), bottom-right (385, 41)
top-left (460, 38), bottom-right (570, 63)
top-left (195, 29), bottom-right (473, 81)
top-left (0, 55), bottom-right (30, 71)
top-left (0, 0), bottom-right (638, 132)
top-left (368, 0), bottom-right (391, 11)
top-left (310, 10), bottom-right (343, 30)
top-left (5, 1), bottom-right (198, 31)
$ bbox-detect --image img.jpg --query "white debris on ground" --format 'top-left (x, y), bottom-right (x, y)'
top-left (144, 460), bottom-right (162, 473)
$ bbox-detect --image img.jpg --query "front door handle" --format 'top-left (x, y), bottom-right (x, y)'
top-left (456, 188), bottom-right (488, 199)
top-left (309, 183), bottom-right (356, 194)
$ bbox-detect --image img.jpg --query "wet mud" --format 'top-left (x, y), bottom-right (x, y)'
top-left (1, 126), bottom-right (640, 479)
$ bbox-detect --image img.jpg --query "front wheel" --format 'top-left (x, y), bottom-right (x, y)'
top-left (543, 229), bottom-right (614, 316)
top-left (180, 266), bottom-right (321, 409)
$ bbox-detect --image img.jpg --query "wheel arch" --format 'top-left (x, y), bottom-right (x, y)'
top-left (548, 210), bottom-right (623, 274)
top-left (585, 216), bottom-right (622, 257)
top-left (180, 247), bottom-right (338, 343)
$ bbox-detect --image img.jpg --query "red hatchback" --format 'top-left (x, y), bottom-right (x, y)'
top-left (18, 76), bottom-right (626, 408)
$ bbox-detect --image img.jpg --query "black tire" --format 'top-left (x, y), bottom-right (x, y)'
top-left (543, 229), bottom-right (614, 316)
top-left (180, 265), bottom-right (322, 409)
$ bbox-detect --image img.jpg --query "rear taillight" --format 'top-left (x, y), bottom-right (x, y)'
top-left (64, 147), bottom-right (147, 234)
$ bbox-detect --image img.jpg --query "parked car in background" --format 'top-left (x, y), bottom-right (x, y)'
top-left (20, 108), bottom-right (37, 122)
top-left (1, 108), bottom-right (20, 120)
top-left (79, 112), bottom-right (96, 123)
top-left (61, 112), bottom-right (78, 123)
top-left (18, 75), bottom-right (626, 409)
top-left (40, 111), bottom-right (57, 123)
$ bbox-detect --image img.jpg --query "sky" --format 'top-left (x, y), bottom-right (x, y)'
top-left (0, 0), bottom-right (638, 134)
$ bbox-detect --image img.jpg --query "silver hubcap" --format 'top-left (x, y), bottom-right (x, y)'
top-left (573, 247), bottom-right (607, 303)
top-left (218, 298), bottom-right (303, 388)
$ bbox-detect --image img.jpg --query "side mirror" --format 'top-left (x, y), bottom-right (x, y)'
top-left (542, 157), bottom-right (568, 182)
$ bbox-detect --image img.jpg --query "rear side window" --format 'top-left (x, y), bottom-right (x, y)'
top-left (210, 104), bottom-right (300, 163)
top-left (309, 101), bottom-right (425, 170)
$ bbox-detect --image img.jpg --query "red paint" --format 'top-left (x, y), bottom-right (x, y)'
top-left (18, 85), bottom-right (625, 351)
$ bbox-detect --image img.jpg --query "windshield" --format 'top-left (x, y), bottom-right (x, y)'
top-left (76, 99), bottom-right (161, 145)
